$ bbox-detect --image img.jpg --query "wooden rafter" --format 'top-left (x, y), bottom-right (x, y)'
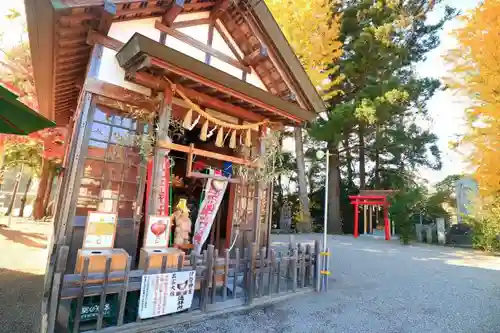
top-left (84, 78), bottom-right (160, 111)
top-left (210, 0), bottom-right (232, 21)
top-left (214, 20), bottom-right (244, 63)
top-left (87, 29), bottom-right (123, 50)
top-left (171, 18), bottom-right (211, 29)
top-left (162, 0), bottom-right (184, 27)
top-left (129, 72), bottom-right (267, 123)
top-left (159, 141), bottom-right (257, 167)
top-left (205, 22), bottom-right (215, 64)
top-left (147, 56), bottom-right (302, 123)
top-left (154, 21), bottom-right (251, 73)
top-left (97, 0), bottom-right (116, 33)
top-left (186, 144), bottom-right (241, 184)
top-left (243, 47), bottom-right (268, 66)
top-left (51, 0), bottom-right (215, 10)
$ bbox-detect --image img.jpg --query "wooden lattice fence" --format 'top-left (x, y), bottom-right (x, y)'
top-left (45, 240), bottom-right (322, 333)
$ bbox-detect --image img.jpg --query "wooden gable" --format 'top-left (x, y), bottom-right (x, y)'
top-left (25, 0), bottom-right (325, 125)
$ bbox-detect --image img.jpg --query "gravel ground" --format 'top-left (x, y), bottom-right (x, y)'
top-left (0, 219), bottom-right (51, 333)
top-left (154, 234), bottom-right (500, 333)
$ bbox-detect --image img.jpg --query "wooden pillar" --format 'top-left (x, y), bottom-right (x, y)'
top-left (252, 127), bottom-right (266, 246)
top-left (147, 87), bottom-right (173, 215)
top-left (353, 202), bottom-right (359, 238)
top-left (224, 183), bottom-right (236, 249)
top-left (363, 205), bottom-right (367, 235)
top-left (369, 205), bottom-right (373, 234)
top-left (384, 204), bottom-right (390, 241)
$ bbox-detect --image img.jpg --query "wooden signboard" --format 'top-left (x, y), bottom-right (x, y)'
top-left (82, 211), bottom-right (117, 250)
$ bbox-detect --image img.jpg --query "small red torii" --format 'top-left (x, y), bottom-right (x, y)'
top-left (348, 190), bottom-right (395, 241)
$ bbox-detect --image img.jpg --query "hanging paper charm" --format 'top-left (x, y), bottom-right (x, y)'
top-left (200, 120), bottom-right (209, 141)
top-left (182, 108), bottom-right (193, 129)
top-left (229, 130), bottom-right (236, 149)
top-left (215, 127), bottom-right (224, 147)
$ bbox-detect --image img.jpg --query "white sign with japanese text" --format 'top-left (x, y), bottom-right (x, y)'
top-left (83, 212), bottom-right (117, 249)
top-left (138, 271), bottom-right (196, 319)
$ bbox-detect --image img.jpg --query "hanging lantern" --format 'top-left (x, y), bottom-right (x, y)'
top-left (182, 108), bottom-right (193, 129)
top-left (229, 130), bottom-right (237, 149)
top-left (215, 127), bottom-right (224, 147)
top-left (200, 120), bottom-right (209, 141)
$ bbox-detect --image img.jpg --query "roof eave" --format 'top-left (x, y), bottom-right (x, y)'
top-left (24, 0), bottom-right (55, 122)
top-left (250, 1), bottom-right (327, 114)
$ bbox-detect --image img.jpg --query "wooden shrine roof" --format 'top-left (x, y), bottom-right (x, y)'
top-left (358, 190), bottom-right (397, 197)
top-left (116, 33), bottom-right (315, 124)
top-left (25, 0), bottom-right (325, 125)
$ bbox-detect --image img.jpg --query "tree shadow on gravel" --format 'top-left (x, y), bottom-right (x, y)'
top-left (0, 226), bottom-right (47, 249)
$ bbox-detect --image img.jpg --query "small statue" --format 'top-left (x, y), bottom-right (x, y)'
top-left (171, 198), bottom-right (192, 246)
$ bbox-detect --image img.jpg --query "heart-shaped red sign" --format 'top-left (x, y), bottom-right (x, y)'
top-left (151, 221), bottom-right (167, 237)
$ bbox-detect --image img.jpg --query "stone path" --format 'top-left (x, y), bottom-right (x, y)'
top-left (0, 218), bottom-right (51, 333)
top-left (155, 234), bottom-right (500, 333)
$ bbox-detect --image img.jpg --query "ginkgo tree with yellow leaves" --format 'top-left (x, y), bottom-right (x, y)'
top-left (266, 0), bottom-right (343, 232)
top-left (447, 0), bottom-right (500, 196)
top-left (266, 0), bottom-right (343, 97)
top-left (447, 0), bottom-right (500, 251)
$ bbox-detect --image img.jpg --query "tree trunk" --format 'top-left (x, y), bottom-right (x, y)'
top-left (43, 168), bottom-right (55, 215)
top-left (33, 159), bottom-right (50, 220)
top-left (327, 142), bottom-right (342, 234)
top-left (293, 127), bottom-right (311, 232)
top-left (374, 124), bottom-right (381, 187)
top-left (19, 175), bottom-right (32, 217)
top-left (5, 166), bottom-right (22, 216)
top-left (343, 130), bottom-right (354, 186)
top-left (358, 124), bottom-right (366, 189)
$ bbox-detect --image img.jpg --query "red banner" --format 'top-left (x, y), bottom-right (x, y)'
top-left (145, 157), bottom-right (170, 216)
top-left (193, 170), bottom-right (228, 254)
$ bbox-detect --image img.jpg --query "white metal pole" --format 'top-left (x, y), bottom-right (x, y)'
top-left (323, 150), bottom-right (329, 252)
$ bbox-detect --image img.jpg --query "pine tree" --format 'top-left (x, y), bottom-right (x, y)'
top-left (266, 0), bottom-right (343, 231)
top-left (310, 0), bottom-right (455, 234)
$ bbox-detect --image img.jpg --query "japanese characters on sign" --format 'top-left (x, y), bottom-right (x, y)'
top-left (193, 170), bottom-right (228, 254)
top-left (144, 215), bottom-right (171, 248)
top-left (145, 156), bottom-right (170, 217)
top-left (157, 157), bottom-right (170, 216)
top-left (138, 270), bottom-right (196, 319)
top-left (82, 212), bottom-right (117, 249)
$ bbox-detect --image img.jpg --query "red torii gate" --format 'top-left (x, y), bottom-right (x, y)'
top-left (349, 190), bottom-right (395, 241)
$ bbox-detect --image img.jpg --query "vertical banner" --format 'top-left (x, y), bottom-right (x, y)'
top-left (146, 157), bottom-right (170, 216)
top-left (157, 157), bottom-right (170, 216)
top-left (138, 270), bottom-right (196, 319)
top-left (193, 170), bottom-right (228, 254)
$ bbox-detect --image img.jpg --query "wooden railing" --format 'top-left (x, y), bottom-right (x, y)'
top-left (45, 240), bottom-right (321, 333)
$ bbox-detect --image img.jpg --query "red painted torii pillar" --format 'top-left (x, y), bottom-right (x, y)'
top-left (348, 195), bottom-right (391, 241)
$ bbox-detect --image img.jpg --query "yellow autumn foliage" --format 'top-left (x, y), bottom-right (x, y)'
top-left (446, 0), bottom-right (500, 196)
top-left (265, 0), bottom-right (343, 99)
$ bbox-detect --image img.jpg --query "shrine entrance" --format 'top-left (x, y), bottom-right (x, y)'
top-left (348, 190), bottom-right (396, 241)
